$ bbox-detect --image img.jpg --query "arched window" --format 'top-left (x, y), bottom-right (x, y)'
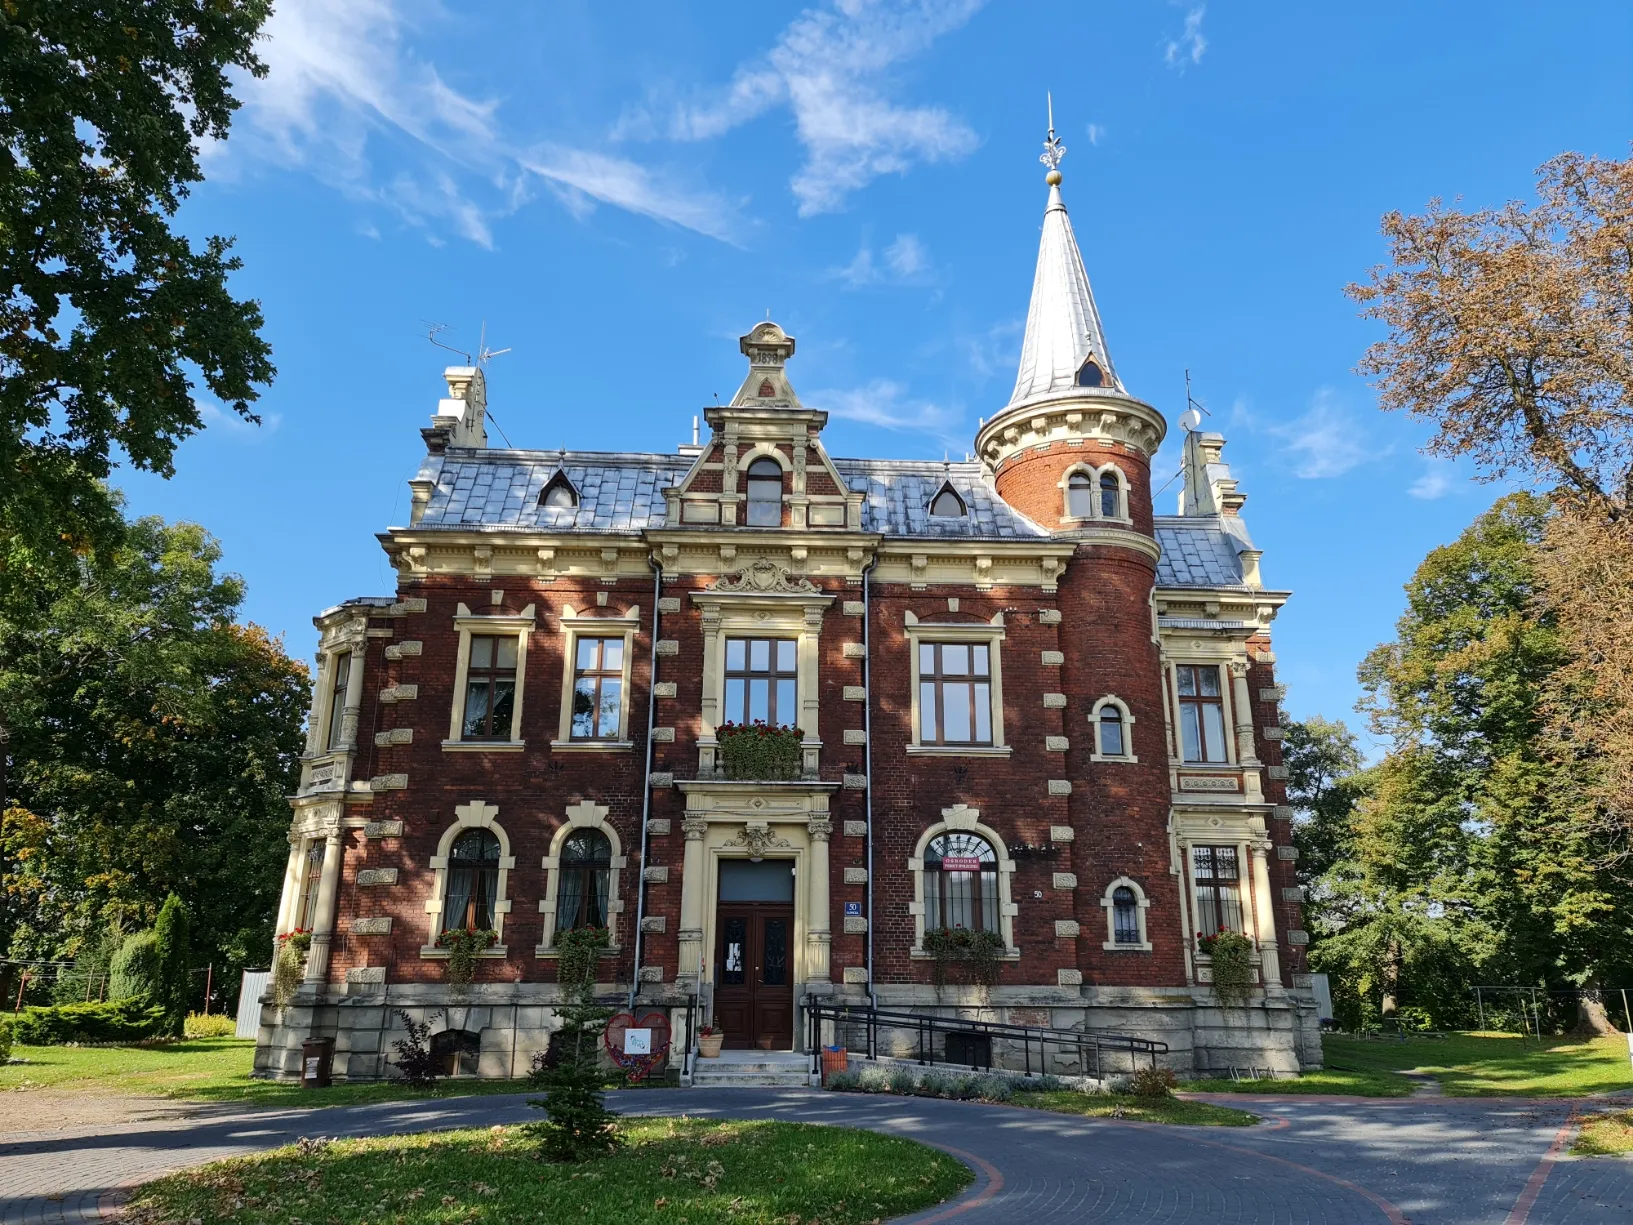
top-left (431, 1029), bottom-right (482, 1077)
top-left (1112, 886), bottom-right (1140, 945)
top-left (540, 472), bottom-right (578, 510)
top-left (745, 457), bottom-right (783, 527)
top-left (1066, 471), bottom-right (1093, 518)
top-left (924, 832), bottom-right (998, 933)
top-left (1099, 470), bottom-right (1121, 518)
top-left (443, 829), bottom-right (500, 932)
top-left (928, 483), bottom-right (966, 518)
top-left (554, 829), bottom-right (612, 932)
top-left (1076, 358), bottom-right (1104, 387)
top-left (1098, 705), bottom-right (1126, 756)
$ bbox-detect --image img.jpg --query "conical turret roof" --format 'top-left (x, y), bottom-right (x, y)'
top-left (1007, 168), bottom-right (1120, 408)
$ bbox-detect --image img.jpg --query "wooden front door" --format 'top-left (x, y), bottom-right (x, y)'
top-left (714, 903), bottom-right (795, 1050)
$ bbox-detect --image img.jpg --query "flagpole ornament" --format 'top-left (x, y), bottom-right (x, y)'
top-left (1040, 92), bottom-right (1066, 182)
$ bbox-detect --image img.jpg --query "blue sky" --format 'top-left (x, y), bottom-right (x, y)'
top-left (120, 0), bottom-right (1631, 751)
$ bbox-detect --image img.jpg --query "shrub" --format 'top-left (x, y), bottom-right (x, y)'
top-left (529, 925), bottom-right (619, 1162)
top-left (825, 1069), bottom-right (861, 1092)
top-left (1131, 1065), bottom-right (1178, 1098)
top-left (0, 1019), bottom-right (12, 1063)
top-left (1197, 929), bottom-right (1254, 1008)
top-left (389, 1009), bottom-right (442, 1087)
top-left (888, 1066), bottom-right (919, 1094)
top-left (10, 995), bottom-right (167, 1044)
top-left (185, 1012), bottom-right (237, 1039)
top-left (857, 1066), bottom-right (892, 1093)
top-left (153, 894), bottom-right (193, 1038)
top-left (916, 1070), bottom-right (956, 1097)
top-left (52, 927), bottom-right (123, 1005)
top-left (978, 1075), bottom-right (1016, 1102)
top-left (109, 931), bottom-right (160, 1001)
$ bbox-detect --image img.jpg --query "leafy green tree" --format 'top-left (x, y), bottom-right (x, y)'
top-left (153, 893), bottom-right (191, 1037)
top-left (0, 509), bottom-right (308, 1006)
top-left (108, 930), bottom-right (159, 1002)
top-left (1283, 716), bottom-right (1365, 883)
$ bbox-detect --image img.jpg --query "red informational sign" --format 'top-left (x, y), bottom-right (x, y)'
top-left (939, 856), bottom-right (984, 872)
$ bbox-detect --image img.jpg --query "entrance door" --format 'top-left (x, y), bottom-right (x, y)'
top-left (714, 904), bottom-right (794, 1049)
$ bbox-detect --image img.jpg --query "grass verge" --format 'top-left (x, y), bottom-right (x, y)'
top-left (1013, 1089), bottom-right (1257, 1125)
top-left (122, 1118), bottom-right (973, 1225)
top-left (1188, 1066), bottom-right (1415, 1097)
top-left (1322, 1032), bottom-right (1633, 1097)
top-left (1573, 1109), bottom-right (1633, 1156)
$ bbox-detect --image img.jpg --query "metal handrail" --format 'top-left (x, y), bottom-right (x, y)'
top-left (805, 999), bottom-right (1167, 1080)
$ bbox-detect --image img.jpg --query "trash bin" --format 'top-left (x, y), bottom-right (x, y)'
top-left (821, 1045), bottom-right (849, 1084)
top-left (300, 1037), bottom-right (335, 1088)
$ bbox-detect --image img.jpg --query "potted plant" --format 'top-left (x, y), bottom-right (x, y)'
top-left (697, 1017), bottom-right (724, 1058)
top-left (436, 926), bottom-right (498, 991)
top-left (271, 929), bottom-right (312, 1008)
top-left (1196, 927), bottom-right (1254, 1007)
top-left (716, 720), bottom-right (805, 780)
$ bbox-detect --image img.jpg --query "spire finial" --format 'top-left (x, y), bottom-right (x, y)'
top-left (1040, 92), bottom-right (1065, 183)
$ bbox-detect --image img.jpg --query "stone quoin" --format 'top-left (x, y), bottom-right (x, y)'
top-left (256, 123), bottom-right (1318, 1082)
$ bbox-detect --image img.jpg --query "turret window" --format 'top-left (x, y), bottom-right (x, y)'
top-left (1076, 358), bottom-right (1105, 387)
top-left (1112, 887), bottom-right (1140, 944)
top-left (1066, 472), bottom-right (1094, 518)
top-left (1098, 705), bottom-right (1125, 756)
top-left (1100, 471), bottom-right (1121, 518)
top-left (745, 458), bottom-right (783, 527)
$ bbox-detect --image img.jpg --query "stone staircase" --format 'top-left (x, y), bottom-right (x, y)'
top-left (688, 1048), bottom-right (816, 1088)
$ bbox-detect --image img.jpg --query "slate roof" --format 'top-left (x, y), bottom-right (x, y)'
top-left (834, 458), bottom-right (1051, 540)
top-left (1153, 516), bottom-right (1253, 589)
top-left (411, 449), bottom-right (690, 534)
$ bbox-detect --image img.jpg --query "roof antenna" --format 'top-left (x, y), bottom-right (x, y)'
top-left (476, 320), bottom-right (512, 367)
top-left (424, 320), bottom-right (470, 364)
top-left (1181, 369), bottom-right (1210, 432)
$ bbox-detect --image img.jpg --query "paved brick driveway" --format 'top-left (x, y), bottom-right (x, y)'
top-left (0, 1088), bottom-right (1627, 1223)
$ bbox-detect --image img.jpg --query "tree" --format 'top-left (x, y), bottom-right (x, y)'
top-left (1347, 150), bottom-right (1633, 868)
top-left (529, 927), bottom-right (620, 1162)
top-left (0, 508), bottom-right (308, 1006)
top-left (0, 1), bottom-right (276, 594)
top-left (153, 892), bottom-right (191, 1037)
top-left (1283, 716), bottom-right (1364, 882)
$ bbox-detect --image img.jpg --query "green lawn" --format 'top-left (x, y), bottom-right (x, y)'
top-left (1190, 1032), bottom-right (1633, 1098)
top-left (122, 1118), bottom-right (973, 1225)
top-left (1, 1037), bottom-right (536, 1109)
top-left (1574, 1108), bottom-right (1633, 1156)
top-left (1013, 1089), bottom-right (1257, 1125)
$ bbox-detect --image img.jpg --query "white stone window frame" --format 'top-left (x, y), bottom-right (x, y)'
top-left (691, 587), bottom-right (832, 777)
top-left (1100, 876), bottom-right (1153, 951)
top-left (443, 603), bottom-right (536, 751)
top-left (1088, 694), bottom-right (1138, 763)
top-left (421, 800), bottom-right (516, 956)
top-left (551, 605), bottom-right (640, 751)
top-left (907, 804), bottom-right (1020, 957)
top-left (903, 612), bottom-right (1010, 757)
top-left (739, 442), bottom-right (790, 529)
top-left (537, 800), bottom-right (628, 956)
top-left (1058, 460), bottom-right (1131, 526)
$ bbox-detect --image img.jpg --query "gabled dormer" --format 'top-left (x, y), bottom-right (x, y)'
top-left (662, 322), bottom-right (865, 531)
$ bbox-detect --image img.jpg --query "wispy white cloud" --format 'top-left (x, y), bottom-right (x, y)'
top-left (218, 0), bottom-right (740, 244)
top-left (198, 399), bottom-right (283, 441)
top-left (1270, 388), bottom-right (1375, 479)
top-left (1409, 462), bottom-right (1455, 500)
top-left (831, 232), bottom-right (933, 286)
top-left (1086, 123), bottom-right (1106, 146)
top-left (810, 379), bottom-right (963, 446)
top-left (646, 0), bottom-right (983, 215)
top-left (1162, 5), bottom-right (1207, 70)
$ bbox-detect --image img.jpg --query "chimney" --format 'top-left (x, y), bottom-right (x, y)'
top-left (421, 365), bottom-right (489, 453)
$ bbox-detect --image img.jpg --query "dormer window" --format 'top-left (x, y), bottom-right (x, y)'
top-left (1076, 358), bottom-right (1105, 387)
top-left (745, 457), bottom-right (783, 527)
top-left (540, 472), bottom-right (578, 510)
top-left (928, 483), bottom-right (966, 518)
top-left (1066, 471), bottom-right (1093, 518)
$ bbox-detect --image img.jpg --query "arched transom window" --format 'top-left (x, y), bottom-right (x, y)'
top-left (745, 457), bottom-right (783, 527)
top-left (444, 828), bottom-right (500, 932)
top-left (924, 832), bottom-right (998, 933)
top-left (554, 829), bottom-right (612, 932)
top-left (1066, 471), bottom-right (1094, 518)
top-left (1112, 886), bottom-right (1139, 944)
top-left (1099, 471), bottom-right (1121, 518)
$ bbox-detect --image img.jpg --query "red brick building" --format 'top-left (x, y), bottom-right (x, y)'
top-left (256, 154), bottom-right (1320, 1081)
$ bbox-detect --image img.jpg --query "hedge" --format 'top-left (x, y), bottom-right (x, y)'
top-left (10, 994), bottom-right (167, 1045)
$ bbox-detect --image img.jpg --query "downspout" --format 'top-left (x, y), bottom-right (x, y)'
top-left (628, 554), bottom-right (664, 1009)
top-left (862, 558), bottom-right (878, 1009)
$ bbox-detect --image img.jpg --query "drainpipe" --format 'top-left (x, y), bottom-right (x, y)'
top-left (628, 554), bottom-right (664, 1009)
top-left (862, 558), bottom-right (878, 1010)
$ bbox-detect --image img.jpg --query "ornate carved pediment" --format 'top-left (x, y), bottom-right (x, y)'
top-left (722, 820), bottom-right (795, 860)
top-left (710, 557), bottom-right (818, 594)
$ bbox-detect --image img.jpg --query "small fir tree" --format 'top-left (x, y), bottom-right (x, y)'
top-left (528, 927), bottom-right (620, 1162)
top-left (153, 893), bottom-right (192, 1037)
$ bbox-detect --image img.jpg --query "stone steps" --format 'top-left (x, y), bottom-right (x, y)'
top-left (689, 1050), bottom-right (816, 1088)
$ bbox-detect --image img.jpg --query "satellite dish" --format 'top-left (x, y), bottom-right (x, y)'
top-left (1179, 408), bottom-right (1203, 433)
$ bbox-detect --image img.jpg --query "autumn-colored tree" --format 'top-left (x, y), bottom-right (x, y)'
top-left (1347, 150), bottom-right (1633, 871)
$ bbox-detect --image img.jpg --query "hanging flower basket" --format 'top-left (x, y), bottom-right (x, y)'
top-left (717, 721), bottom-right (805, 780)
top-left (1197, 928), bottom-right (1254, 1008)
top-left (437, 927), bottom-right (498, 987)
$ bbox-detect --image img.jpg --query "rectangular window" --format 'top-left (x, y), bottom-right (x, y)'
top-left (462, 634), bottom-right (519, 740)
top-left (297, 839), bottom-right (326, 931)
top-left (1177, 664), bottom-right (1228, 762)
top-left (918, 642), bottom-right (993, 746)
top-left (1192, 845), bottom-right (1243, 936)
top-left (723, 637), bottom-right (797, 726)
top-left (325, 652), bottom-right (350, 750)
top-left (571, 637), bottom-right (625, 739)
